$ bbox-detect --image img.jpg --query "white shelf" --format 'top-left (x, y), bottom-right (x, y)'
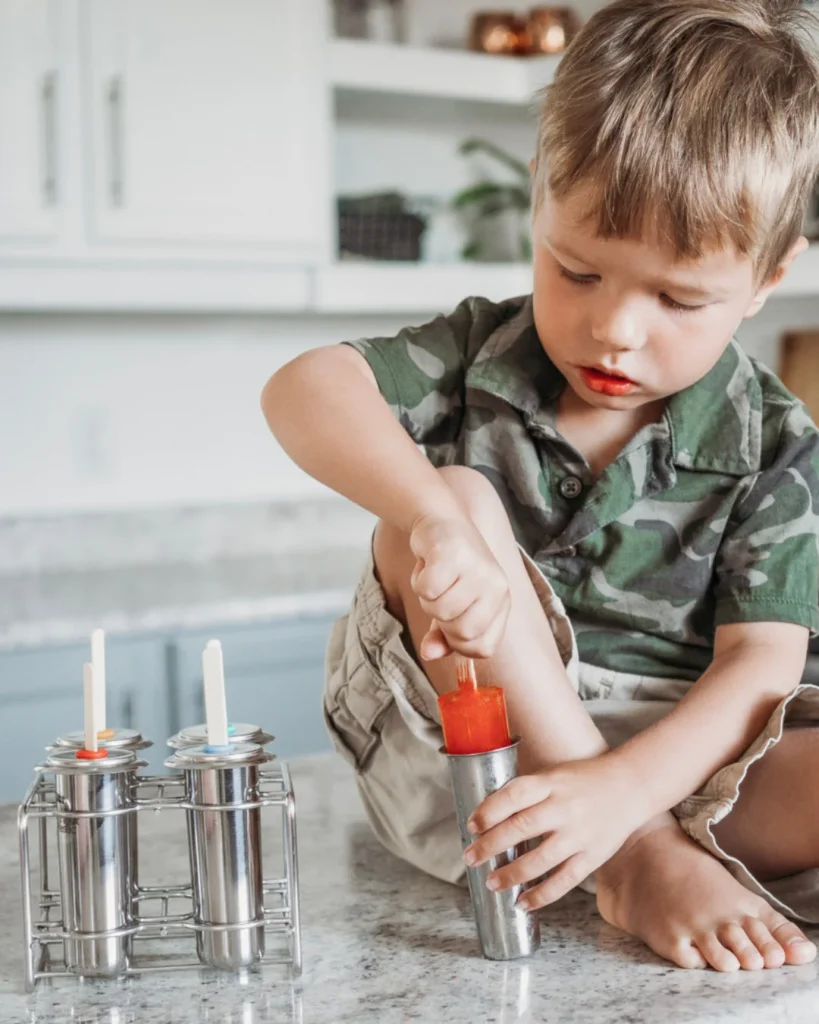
top-left (0, 264), bottom-right (311, 312)
top-left (315, 262), bottom-right (533, 313)
top-left (330, 39), bottom-right (560, 105)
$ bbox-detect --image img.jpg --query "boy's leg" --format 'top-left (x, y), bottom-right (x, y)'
top-left (375, 465), bottom-right (816, 971)
top-left (374, 465), bottom-right (607, 773)
top-left (709, 727), bottom-right (819, 881)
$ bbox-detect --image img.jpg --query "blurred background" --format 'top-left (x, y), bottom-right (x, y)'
top-left (1, 0), bottom-right (818, 798)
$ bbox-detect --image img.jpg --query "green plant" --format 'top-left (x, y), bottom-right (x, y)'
top-left (451, 138), bottom-right (532, 261)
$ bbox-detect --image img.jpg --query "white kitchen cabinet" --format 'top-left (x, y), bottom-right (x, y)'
top-left (0, 1), bottom-right (64, 243)
top-left (82, 0), bottom-right (328, 259)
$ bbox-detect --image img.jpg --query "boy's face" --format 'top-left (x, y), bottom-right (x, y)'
top-left (532, 188), bottom-right (804, 412)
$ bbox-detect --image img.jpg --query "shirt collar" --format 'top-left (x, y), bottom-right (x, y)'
top-left (467, 296), bottom-right (762, 477)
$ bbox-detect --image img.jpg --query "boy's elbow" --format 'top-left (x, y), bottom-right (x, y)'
top-left (259, 370), bottom-right (280, 428)
top-left (260, 349), bottom-right (327, 429)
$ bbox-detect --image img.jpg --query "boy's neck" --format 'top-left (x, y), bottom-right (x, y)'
top-left (556, 387), bottom-right (667, 477)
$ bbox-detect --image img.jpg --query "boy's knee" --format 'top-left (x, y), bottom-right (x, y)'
top-left (436, 465), bottom-right (510, 537)
top-left (373, 466), bottom-right (512, 591)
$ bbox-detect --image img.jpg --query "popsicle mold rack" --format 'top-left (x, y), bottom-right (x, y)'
top-left (18, 745), bottom-right (302, 991)
top-left (17, 632), bottom-right (302, 992)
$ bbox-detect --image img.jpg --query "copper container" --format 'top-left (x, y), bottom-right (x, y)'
top-left (524, 6), bottom-right (581, 54)
top-left (469, 12), bottom-right (529, 55)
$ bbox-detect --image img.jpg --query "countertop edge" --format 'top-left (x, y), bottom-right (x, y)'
top-left (0, 588), bottom-right (352, 653)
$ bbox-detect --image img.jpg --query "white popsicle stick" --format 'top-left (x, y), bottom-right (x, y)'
top-left (91, 628), bottom-right (106, 732)
top-left (203, 640), bottom-right (229, 748)
top-left (84, 662), bottom-right (99, 753)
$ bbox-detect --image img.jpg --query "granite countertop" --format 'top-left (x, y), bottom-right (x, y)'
top-left (0, 500), bottom-right (374, 651)
top-left (0, 547), bottom-right (365, 651)
top-left (2, 753), bottom-right (819, 1024)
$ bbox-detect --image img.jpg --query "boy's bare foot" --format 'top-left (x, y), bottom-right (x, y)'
top-left (596, 818), bottom-right (817, 971)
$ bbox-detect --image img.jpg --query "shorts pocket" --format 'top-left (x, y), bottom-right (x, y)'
top-left (323, 609), bottom-right (395, 772)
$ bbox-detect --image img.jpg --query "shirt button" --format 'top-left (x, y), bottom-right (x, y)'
top-left (559, 476), bottom-right (583, 500)
top-left (563, 546), bottom-right (577, 557)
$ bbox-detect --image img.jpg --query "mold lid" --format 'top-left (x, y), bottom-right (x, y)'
top-left (164, 741), bottom-right (273, 772)
top-left (167, 723), bottom-right (273, 749)
top-left (42, 747), bottom-right (139, 774)
top-left (52, 728), bottom-right (151, 752)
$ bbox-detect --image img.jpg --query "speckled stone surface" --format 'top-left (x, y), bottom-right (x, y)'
top-left (0, 548), bottom-right (364, 650)
top-left (0, 499), bottom-right (374, 650)
top-left (2, 754), bottom-right (819, 1024)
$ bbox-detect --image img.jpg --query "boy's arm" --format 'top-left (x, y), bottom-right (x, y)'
top-left (611, 620), bottom-right (809, 822)
top-left (261, 344), bottom-right (463, 532)
top-left (620, 404), bottom-right (819, 819)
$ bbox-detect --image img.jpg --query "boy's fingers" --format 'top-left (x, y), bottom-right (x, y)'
top-left (466, 801), bottom-right (557, 866)
top-left (429, 590), bottom-right (498, 639)
top-left (481, 843), bottom-right (548, 891)
top-left (441, 603), bottom-right (510, 660)
top-left (517, 854), bottom-right (587, 910)
top-left (468, 775), bottom-right (551, 834)
top-left (412, 560), bottom-right (460, 602)
top-left (486, 834), bottom-right (572, 891)
top-left (443, 623), bottom-right (506, 660)
top-left (419, 580), bottom-right (479, 628)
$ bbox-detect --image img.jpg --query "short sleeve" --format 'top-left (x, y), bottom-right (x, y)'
top-left (714, 404), bottom-right (819, 634)
top-left (342, 297), bottom-right (492, 448)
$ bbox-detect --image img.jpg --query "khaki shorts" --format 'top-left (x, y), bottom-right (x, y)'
top-left (323, 546), bottom-right (819, 923)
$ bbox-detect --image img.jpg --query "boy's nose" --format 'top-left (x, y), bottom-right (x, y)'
top-left (590, 300), bottom-right (646, 351)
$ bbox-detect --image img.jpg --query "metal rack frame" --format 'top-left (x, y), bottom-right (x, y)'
top-left (18, 762), bottom-right (302, 992)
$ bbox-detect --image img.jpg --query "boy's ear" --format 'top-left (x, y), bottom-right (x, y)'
top-left (744, 235), bottom-right (809, 318)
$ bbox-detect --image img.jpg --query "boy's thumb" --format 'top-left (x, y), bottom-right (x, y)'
top-left (420, 621), bottom-right (451, 661)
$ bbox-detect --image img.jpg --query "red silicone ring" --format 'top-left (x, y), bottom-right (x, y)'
top-left (75, 748), bottom-right (109, 760)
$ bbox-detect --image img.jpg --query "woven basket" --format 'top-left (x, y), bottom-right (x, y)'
top-left (339, 210), bottom-right (427, 261)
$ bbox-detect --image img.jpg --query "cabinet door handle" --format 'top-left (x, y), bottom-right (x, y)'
top-left (40, 71), bottom-right (58, 206)
top-left (107, 75), bottom-right (124, 207)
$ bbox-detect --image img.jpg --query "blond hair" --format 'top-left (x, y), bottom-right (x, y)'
top-left (535, 0), bottom-right (819, 282)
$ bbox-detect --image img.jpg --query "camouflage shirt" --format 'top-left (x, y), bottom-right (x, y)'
top-left (345, 294), bottom-right (819, 680)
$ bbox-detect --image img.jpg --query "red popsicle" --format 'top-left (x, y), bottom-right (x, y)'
top-left (439, 657), bottom-right (512, 755)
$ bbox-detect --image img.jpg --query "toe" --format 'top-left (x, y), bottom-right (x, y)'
top-left (743, 918), bottom-right (786, 969)
top-left (766, 916), bottom-right (817, 966)
top-left (717, 922), bottom-right (765, 971)
top-left (669, 938), bottom-right (707, 970)
top-left (695, 932), bottom-right (741, 972)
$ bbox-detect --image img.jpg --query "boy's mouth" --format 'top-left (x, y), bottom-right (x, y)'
top-left (579, 366), bottom-right (637, 396)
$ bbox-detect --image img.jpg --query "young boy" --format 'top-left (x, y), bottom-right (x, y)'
top-left (262, 0), bottom-right (819, 972)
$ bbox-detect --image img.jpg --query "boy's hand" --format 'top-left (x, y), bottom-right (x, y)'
top-left (409, 513), bottom-right (510, 661)
top-left (463, 753), bottom-right (646, 909)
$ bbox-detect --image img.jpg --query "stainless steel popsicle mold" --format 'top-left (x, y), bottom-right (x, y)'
top-left (18, 728), bottom-right (302, 990)
top-left (443, 740), bottom-right (541, 960)
top-left (49, 729), bottom-right (153, 901)
top-left (46, 748), bottom-right (143, 977)
top-left (163, 742), bottom-right (273, 971)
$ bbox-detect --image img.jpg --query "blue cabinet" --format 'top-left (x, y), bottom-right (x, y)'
top-left (0, 613), bottom-right (338, 802)
top-left (171, 614), bottom-right (337, 760)
top-left (0, 636), bottom-right (169, 802)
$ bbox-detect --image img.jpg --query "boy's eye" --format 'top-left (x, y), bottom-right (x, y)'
top-left (559, 266), bottom-right (598, 285)
top-left (558, 261), bottom-right (707, 314)
top-left (660, 293), bottom-right (705, 314)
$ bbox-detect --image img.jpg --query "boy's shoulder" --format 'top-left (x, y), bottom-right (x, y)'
top-left (741, 342), bottom-right (818, 471)
top-left (439, 293), bottom-right (533, 357)
top-left (670, 338), bottom-right (819, 481)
